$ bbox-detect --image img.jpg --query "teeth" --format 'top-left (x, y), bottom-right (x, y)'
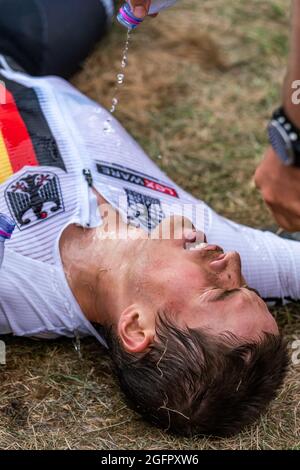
top-left (185, 242), bottom-right (209, 251)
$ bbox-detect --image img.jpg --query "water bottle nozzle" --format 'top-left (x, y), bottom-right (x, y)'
top-left (117, 3), bottom-right (144, 30)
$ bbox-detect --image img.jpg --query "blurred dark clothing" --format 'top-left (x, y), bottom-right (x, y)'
top-left (0, 0), bottom-right (112, 78)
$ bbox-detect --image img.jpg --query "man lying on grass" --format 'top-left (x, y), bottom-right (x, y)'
top-left (0, 0), bottom-right (298, 438)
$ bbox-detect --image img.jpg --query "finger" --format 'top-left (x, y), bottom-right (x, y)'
top-left (271, 212), bottom-right (300, 232)
top-left (129, 0), bottom-right (151, 18)
top-left (267, 198), bottom-right (300, 221)
top-left (266, 203), bottom-right (300, 232)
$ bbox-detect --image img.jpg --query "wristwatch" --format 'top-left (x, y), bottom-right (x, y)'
top-left (268, 107), bottom-right (300, 167)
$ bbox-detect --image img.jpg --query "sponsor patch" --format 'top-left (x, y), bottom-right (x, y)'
top-left (125, 188), bottom-right (165, 231)
top-left (5, 170), bottom-right (64, 230)
top-left (96, 162), bottom-right (179, 198)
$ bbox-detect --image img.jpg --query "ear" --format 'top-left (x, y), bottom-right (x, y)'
top-left (117, 305), bottom-right (154, 353)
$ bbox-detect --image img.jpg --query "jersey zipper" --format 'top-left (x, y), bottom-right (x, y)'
top-left (82, 168), bottom-right (93, 228)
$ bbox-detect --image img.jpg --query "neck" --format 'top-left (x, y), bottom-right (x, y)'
top-left (59, 200), bottom-right (147, 327)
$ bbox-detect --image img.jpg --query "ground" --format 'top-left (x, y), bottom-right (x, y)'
top-left (0, 0), bottom-right (299, 450)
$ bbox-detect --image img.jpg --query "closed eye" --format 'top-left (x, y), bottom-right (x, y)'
top-left (211, 286), bottom-right (261, 302)
top-left (244, 285), bottom-right (261, 297)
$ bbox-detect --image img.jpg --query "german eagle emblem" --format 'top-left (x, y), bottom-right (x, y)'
top-left (5, 171), bottom-right (64, 230)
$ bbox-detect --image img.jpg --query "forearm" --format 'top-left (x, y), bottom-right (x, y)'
top-left (283, 0), bottom-right (300, 126)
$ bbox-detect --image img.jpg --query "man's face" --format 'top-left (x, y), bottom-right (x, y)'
top-left (133, 217), bottom-right (279, 341)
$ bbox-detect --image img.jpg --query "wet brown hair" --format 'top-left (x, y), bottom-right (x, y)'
top-left (105, 315), bottom-right (289, 438)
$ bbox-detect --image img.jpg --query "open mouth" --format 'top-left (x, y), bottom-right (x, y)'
top-left (185, 241), bottom-right (209, 251)
top-left (185, 241), bottom-right (224, 253)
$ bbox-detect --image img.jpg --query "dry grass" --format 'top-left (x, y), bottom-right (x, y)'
top-left (0, 0), bottom-right (299, 449)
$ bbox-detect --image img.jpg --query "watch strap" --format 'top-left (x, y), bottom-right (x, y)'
top-left (273, 107), bottom-right (300, 166)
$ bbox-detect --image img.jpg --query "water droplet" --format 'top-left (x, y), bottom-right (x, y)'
top-left (117, 73), bottom-right (125, 85)
top-left (103, 119), bottom-right (114, 134)
top-left (110, 97), bottom-right (119, 113)
top-left (106, 29), bottom-right (132, 115)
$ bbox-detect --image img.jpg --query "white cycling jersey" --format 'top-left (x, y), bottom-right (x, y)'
top-left (0, 62), bottom-right (299, 344)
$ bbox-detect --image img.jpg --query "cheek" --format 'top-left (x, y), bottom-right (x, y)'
top-left (161, 267), bottom-right (201, 309)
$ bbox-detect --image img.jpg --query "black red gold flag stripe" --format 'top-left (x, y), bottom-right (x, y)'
top-left (0, 72), bottom-right (66, 184)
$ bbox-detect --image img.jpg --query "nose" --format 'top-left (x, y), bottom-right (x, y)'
top-left (207, 250), bottom-right (243, 287)
top-left (220, 252), bottom-right (244, 289)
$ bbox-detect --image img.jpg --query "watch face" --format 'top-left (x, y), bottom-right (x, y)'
top-left (268, 121), bottom-right (295, 166)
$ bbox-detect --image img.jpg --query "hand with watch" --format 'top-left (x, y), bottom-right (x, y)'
top-left (255, 0), bottom-right (300, 232)
top-left (255, 109), bottom-right (300, 232)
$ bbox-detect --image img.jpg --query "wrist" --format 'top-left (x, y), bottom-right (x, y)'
top-left (268, 106), bottom-right (300, 167)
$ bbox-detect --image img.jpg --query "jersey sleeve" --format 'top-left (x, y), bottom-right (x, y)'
top-left (0, 248), bottom-right (78, 337)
